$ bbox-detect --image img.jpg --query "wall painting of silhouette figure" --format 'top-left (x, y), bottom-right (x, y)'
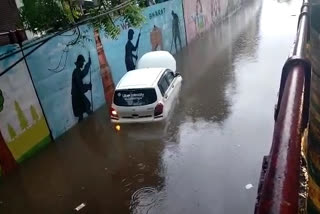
top-left (25, 25), bottom-right (106, 139)
top-left (71, 54), bottom-right (93, 122)
top-left (125, 29), bottom-right (141, 72)
top-left (171, 11), bottom-right (182, 53)
top-left (100, 0), bottom-right (186, 84)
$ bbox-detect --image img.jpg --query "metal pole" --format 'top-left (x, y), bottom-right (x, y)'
top-left (256, 65), bottom-right (306, 214)
top-left (306, 0), bottom-right (320, 212)
top-left (255, 0), bottom-right (311, 213)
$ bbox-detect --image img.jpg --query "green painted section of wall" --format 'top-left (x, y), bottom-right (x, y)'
top-left (0, 44), bottom-right (51, 175)
top-left (7, 117), bottom-right (50, 161)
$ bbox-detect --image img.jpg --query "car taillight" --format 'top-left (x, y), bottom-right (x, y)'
top-left (154, 102), bottom-right (164, 117)
top-left (110, 106), bottom-right (119, 119)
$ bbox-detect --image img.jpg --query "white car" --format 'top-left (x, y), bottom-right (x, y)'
top-left (110, 51), bottom-right (182, 123)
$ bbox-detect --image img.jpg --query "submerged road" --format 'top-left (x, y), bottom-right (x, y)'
top-left (0, 0), bottom-right (301, 213)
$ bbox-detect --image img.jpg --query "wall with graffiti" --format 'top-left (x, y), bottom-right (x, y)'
top-left (0, 44), bottom-right (51, 175)
top-left (183, 0), bottom-right (242, 43)
top-left (0, 0), bottom-right (250, 175)
top-left (25, 25), bottom-right (106, 139)
top-left (100, 0), bottom-right (187, 85)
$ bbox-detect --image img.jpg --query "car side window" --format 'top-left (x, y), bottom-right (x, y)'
top-left (158, 76), bottom-right (169, 96)
top-left (165, 71), bottom-right (175, 85)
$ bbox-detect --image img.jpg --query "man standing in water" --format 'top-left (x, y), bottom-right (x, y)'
top-left (172, 11), bottom-right (182, 52)
top-left (125, 29), bottom-right (141, 72)
top-left (71, 54), bottom-right (92, 122)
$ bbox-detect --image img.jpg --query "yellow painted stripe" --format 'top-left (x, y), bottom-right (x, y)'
top-left (308, 176), bottom-right (320, 210)
top-left (309, 124), bottom-right (320, 146)
top-left (302, 128), bottom-right (308, 159)
top-left (311, 93), bottom-right (320, 111)
top-left (311, 103), bottom-right (320, 117)
top-left (310, 107), bottom-right (320, 128)
top-left (311, 83), bottom-right (320, 98)
top-left (309, 149), bottom-right (320, 172)
top-left (311, 80), bottom-right (320, 94)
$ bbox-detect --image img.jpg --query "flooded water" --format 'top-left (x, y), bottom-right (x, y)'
top-left (0, 0), bottom-right (301, 213)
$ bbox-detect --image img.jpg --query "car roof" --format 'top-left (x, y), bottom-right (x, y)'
top-left (116, 68), bottom-right (165, 90)
top-left (137, 51), bottom-right (176, 72)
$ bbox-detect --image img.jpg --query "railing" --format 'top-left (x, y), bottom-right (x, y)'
top-left (254, 0), bottom-right (311, 213)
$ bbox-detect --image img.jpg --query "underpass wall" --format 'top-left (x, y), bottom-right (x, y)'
top-left (182, 0), bottom-right (242, 43)
top-left (0, 26), bottom-right (111, 175)
top-left (179, 0), bottom-right (262, 95)
top-left (100, 0), bottom-right (187, 85)
top-left (24, 25), bottom-right (107, 139)
top-left (0, 0), bottom-right (255, 175)
top-left (0, 44), bottom-right (51, 175)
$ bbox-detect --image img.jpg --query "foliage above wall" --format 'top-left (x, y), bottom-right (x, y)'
top-left (20, 0), bottom-right (146, 39)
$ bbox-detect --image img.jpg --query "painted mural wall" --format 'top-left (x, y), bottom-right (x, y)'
top-left (0, 44), bottom-right (51, 174)
top-left (100, 0), bottom-right (187, 85)
top-left (25, 25), bottom-right (106, 139)
top-left (183, 0), bottom-right (242, 43)
top-left (0, 0), bottom-right (256, 176)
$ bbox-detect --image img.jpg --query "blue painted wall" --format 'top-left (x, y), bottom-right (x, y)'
top-left (100, 0), bottom-right (187, 85)
top-left (0, 44), bottom-right (50, 161)
top-left (25, 25), bottom-right (106, 139)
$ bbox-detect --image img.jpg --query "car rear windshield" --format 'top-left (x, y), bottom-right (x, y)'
top-left (114, 88), bottom-right (157, 106)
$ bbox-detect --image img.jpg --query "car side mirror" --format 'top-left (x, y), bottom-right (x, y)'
top-left (175, 72), bottom-right (181, 77)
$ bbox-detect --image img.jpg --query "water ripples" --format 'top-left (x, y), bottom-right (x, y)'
top-left (130, 187), bottom-right (164, 214)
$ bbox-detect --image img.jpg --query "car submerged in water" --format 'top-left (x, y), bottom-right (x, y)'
top-left (110, 51), bottom-right (182, 124)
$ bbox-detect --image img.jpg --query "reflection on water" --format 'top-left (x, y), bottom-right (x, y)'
top-left (128, 1), bottom-right (264, 213)
top-left (175, 0), bottom-right (262, 124)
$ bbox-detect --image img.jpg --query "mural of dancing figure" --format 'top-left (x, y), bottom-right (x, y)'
top-left (172, 11), bottom-right (182, 52)
top-left (125, 29), bottom-right (141, 72)
top-left (71, 54), bottom-right (92, 122)
top-left (194, 0), bottom-right (205, 35)
top-left (211, 0), bottom-right (221, 24)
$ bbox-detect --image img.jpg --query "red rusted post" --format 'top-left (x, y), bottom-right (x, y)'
top-left (94, 29), bottom-right (115, 107)
top-left (256, 64), bottom-right (306, 214)
top-left (255, 0), bottom-right (311, 212)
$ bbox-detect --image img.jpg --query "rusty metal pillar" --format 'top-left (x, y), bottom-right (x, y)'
top-left (307, 0), bottom-right (320, 212)
top-left (93, 29), bottom-right (115, 107)
top-left (255, 0), bottom-right (311, 213)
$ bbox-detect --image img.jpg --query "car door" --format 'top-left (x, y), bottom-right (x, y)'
top-left (158, 73), bottom-right (171, 116)
top-left (165, 70), bottom-right (182, 110)
top-left (164, 70), bottom-right (176, 108)
top-left (157, 70), bottom-right (176, 115)
top-left (171, 71), bottom-right (182, 98)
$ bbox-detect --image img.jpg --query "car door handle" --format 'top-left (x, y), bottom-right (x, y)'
top-left (172, 84), bottom-right (175, 88)
top-left (164, 94), bottom-right (168, 99)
